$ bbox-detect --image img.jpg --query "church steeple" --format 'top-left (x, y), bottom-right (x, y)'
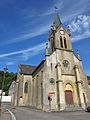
top-left (48, 13), bottom-right (72, 54)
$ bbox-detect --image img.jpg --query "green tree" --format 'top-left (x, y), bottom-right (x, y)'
top-left (0, 71), bottom-right (17, 95)
top-left (87, 76), bottom-right (90, 80)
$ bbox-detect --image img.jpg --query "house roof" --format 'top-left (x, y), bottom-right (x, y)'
top-left (88, 80), bottom-right (90, 85)
top-left (87, 76), bottom-right (90, 85)
top-left (19, 64), bottom-right (37, 75)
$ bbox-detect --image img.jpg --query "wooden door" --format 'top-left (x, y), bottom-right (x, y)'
top-left (65, 90), bottom-right (73, 105)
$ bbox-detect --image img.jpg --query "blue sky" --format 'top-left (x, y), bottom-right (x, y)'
top-left (0, 0), bottom-right (90, 75)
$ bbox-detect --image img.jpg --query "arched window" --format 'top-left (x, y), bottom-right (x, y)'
top-left (64, 37), bottom-right (67, 48)
top-left (60, 36), bottom-right (63, 48)
top-left (24, 82), bottom-right (28, 93)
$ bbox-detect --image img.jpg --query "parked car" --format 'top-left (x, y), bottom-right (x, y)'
top-left (86, 106), bottom-right (90, 112)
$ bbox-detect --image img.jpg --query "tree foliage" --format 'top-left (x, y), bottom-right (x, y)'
top-left (0, 71), bottom-right (17, 95)
top-left (87, 76), bottom-right (90, 80)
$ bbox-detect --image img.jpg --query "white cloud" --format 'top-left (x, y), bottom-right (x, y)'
top-left (42, 0), bottom-right (63, 16)
top-left (2, 0), bottom-right (90, 45)
top-left (20, 43), bottom-right (46, 61)
top-left (20, 0), bottom-right (63, 18)
top-left (6, 62), bottom-right (15, 65)
top-left (5, 24), bottom-right (50, 45)
top-left (72, 31), bottom-right (90, 42)
top-left (0, 42), bottom-right (46, 58)
top-left (62, 0), bottom-right (90, 22)
top-left (68, 15), bottom-right (90, 42)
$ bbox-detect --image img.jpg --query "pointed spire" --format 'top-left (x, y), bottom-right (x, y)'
top-left (77, 49), bottom-right (81, 60)
top-left (45, 43), bottom-right (49, 56)
top-left (54, 7), bottom-right (62, 28)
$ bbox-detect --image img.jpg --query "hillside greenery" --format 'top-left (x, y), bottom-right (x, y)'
top-left (0, 71), bottom-right (17, 95)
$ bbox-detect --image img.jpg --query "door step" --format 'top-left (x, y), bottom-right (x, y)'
top-left (64, 105), bottom-right (84, 112)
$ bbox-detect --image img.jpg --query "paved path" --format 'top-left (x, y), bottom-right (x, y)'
top-left (0, 108), bottom-right (11, 120)
top-left (11, 106), bottom-right (90, 120)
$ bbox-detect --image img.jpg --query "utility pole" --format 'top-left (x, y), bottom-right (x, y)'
top-left (0, 67), bottom-right (8, 113)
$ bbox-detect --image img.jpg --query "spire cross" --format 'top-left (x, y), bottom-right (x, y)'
top-left (54, 6), bottom-right (58, 14)
top-left (54, 6), bottom-right (62, 26)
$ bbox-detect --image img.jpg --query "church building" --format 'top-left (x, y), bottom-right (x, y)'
top-left (15, 14), bottom-right (90, 111)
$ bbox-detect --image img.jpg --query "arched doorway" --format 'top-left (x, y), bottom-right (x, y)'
top-left (65, 84), bottom-right (73, 105)
top-left (65, 90), bottom-right (73, 105)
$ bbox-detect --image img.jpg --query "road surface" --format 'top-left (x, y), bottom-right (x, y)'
top-left (2, 103), bottom-right (90, 120)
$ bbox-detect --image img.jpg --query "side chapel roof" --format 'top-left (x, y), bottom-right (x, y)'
top-left (19, 64), bottom-right (37, 75)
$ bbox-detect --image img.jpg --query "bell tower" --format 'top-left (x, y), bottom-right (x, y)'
top-left (48, 13), bottom-right (72, 54)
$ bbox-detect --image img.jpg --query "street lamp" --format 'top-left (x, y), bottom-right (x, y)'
top-left (16, 79), bottom-right (19, 106)
top-left (0, 66), bottom-right (8, 111)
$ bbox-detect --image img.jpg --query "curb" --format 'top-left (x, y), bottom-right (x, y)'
top-left (0, 108), bottom-right (12, 120)
top-left (3, 108), bottom-right (16, 120)
top-left (6, 108), bottom-right (16, 120)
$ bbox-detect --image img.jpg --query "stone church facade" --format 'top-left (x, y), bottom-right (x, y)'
top-left (15, 14), bottom-right (90, 111)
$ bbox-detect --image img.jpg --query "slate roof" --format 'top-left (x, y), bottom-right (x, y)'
top-left (54, 13), bottom-right (62, 28)
top-left (19, 64), bottom-right (37, 75)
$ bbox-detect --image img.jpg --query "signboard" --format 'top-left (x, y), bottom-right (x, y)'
top-left (1, 96), bottom-right (11, 102)
top-left (48, 92), bottom-right (55, 97)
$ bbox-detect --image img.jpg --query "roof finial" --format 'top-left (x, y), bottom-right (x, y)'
top-left (67, 26), bottom-right (71, 36)
top-left (77, 49), bottom-right (81, 60)
top-left (45, 43), bottom-right (49, 57)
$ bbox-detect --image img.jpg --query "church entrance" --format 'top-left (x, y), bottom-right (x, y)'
top-left (65, 83), bottom-right (74, 105)
top-left (65, 90), bottom-right (73, 105)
